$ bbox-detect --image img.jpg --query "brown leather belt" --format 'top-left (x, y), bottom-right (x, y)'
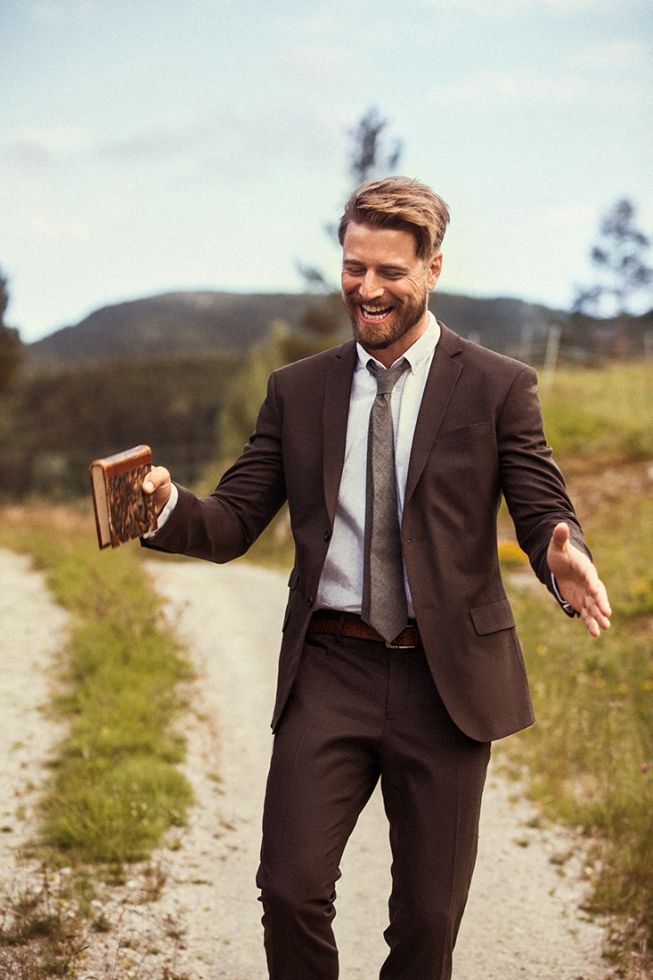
top-left (307, 611), bottom-right (421, 649)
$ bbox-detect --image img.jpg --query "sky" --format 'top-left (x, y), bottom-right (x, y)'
top-left (2, 0), bottom-right (652, 343)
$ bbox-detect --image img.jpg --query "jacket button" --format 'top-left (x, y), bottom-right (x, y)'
top-left (323, 530), bottom-right (331, 541)
top-left (307, 596), bottom-right (314, 607)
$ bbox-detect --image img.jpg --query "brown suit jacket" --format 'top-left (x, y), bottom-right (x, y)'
top-left (144, 323), bottom-right (588, 742)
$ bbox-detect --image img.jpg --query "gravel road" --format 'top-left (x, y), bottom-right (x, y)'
top-left (0, 548), bottom-right (611, 978)
top-left (0, 550), bottom-right (68, 877)
top-left (0, 550), bottom-right (70, 976)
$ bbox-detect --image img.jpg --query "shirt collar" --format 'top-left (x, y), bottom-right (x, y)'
top-left (355, 312), bottom-right (440, 374)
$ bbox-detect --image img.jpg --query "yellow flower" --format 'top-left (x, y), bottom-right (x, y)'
top-left (498, 540), bottom-right (528, 567)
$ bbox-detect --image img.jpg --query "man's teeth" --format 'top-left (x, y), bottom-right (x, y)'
top-left (361, 305), bottom-right (392, 320)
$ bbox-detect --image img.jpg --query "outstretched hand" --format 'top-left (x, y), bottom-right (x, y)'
top-left (143, 465), bottom-right (173, 516)
top-left (547, 522), bottom-right (611, 638)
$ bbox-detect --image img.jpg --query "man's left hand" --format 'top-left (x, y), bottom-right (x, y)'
top-left (547, 522), bottom-right (612, 638)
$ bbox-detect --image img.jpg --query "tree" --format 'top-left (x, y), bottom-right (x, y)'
top-left (295, 107), bottom-right (404, 339)
top-left (0, 269), bottom-right (22, 391)
top-left (573, 199), bottom-right (653, 318)
top-left (298, 106), bottom-right (403, 291)
top-left (347, 105), bottom-right (403, 188)
top-left (220, 109), bottom-right (407, 458)
top-left (218, 319), bottom-right (331, 460)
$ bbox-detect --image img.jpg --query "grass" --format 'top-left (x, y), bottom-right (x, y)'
top-left (497, 361), bottom-right (653, 974)
top-left (0, 504), bottom-right (194, 975)
top-left (538, 360), bottom-right (653, 470)
top-left (0, 868), bottom-right (90, 978)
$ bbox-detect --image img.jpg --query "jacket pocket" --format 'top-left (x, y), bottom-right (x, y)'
top-left (282, 568), bottom-right (300, 631)
top-left (434, 421), bottom-right (492, 448)
top-left (470, 598), bottom-right (515, 636)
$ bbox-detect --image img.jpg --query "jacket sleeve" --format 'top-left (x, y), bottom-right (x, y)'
top-left (497, 364), bottom-right (590, 599)
top-left (142, 371), bottom-right (287, 563)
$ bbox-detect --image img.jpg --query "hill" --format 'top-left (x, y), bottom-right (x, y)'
top-left (25, 289), bottom-right (564, 368)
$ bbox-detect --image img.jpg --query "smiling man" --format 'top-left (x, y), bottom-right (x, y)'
top-left (341, 218), bottom-right (442, 361)
top-left (142, 176), bottom-right (611, 980)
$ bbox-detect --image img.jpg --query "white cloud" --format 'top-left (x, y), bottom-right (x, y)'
top-left (411, 0), bottom-right (646, 13)
top-left (433, 68), bottom-right (651, 107)
top-left (30, 0), bottom-right (97, 22)
top-left (0, 125), bottom-right (97, 169)
top-left (564, 39), bottom-right (651, 71)
top-left (1, 124), bottom-right (94, 155)
top-left (97, 123), bottom-right (210, 162)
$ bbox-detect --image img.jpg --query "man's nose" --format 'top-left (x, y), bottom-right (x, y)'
top-left (359, 271), bottom-right (384, 300)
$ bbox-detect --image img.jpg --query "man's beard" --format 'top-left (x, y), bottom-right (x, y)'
top-left (346, 291), bottom-right (428, 350)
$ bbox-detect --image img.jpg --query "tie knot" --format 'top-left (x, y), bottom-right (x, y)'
top-left (367, 357), bottom-right (409, 396)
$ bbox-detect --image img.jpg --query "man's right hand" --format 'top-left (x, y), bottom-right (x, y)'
top-left (143, 466), bottom-right (173, 516)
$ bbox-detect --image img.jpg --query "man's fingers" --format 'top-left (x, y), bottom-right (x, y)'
top-left (583, 611), bottom-right (610, 638)
top-left (143, 465), bottom-right (171, 494)
top-left (551, 521), bottom-right (570, 551)
top-left (584, 616), bottom-right (601, 639)
top-left (142, 466), bottom-right (173, 516)
top-left (596, 583), bottom-right (612, 620)
top-left (548, 523), bottom-right (612, 639)
top-left (588, 577), bottom-right (612, 620)
top-left (580, 589), bottom-right (612, 636)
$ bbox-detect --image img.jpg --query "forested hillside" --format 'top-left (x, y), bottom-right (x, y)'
top-left (3, 288), bottom-right (651, 501)
top-left (0, 354), bottom-right (237, 498)
top-left (26, 289), bottom-right (566, 368)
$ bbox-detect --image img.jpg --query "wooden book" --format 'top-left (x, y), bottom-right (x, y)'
top-left (89, 445), bottom-right (157, 549)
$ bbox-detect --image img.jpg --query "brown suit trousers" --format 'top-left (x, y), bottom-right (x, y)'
top-left (256, 631), bottom-right (491, 980)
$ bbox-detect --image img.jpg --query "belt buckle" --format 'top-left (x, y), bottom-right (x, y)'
top-left (385, 636), bottom-right (417, 650)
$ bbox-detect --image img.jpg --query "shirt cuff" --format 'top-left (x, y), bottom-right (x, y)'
top-left (550, 571), bottom-right (577, 618)
top-left (142, 483), bottom-right (179, 539)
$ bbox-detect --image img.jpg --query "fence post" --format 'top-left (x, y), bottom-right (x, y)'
top-left (542, 324), bottom-right (562, 393)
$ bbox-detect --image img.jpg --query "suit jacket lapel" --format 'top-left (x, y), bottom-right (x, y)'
top-left (405, 323), bottom-right (463, 504)
top-left (323, 340), bottom-right (357, 526)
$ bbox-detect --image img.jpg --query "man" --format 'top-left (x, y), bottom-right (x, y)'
top-left (142, 176), bottom-right (611, 980)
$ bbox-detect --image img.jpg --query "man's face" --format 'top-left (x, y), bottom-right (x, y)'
top-left (341, 220), bottom-right (442, 363)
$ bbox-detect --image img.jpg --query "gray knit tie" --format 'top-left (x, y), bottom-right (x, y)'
top-left (361, 358), bottom-right (409, 643)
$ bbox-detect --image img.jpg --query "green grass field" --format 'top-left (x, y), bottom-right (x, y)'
top-left (539, 359), bottom-right (653, 467)
top-left (501, 361), bottom-right (653, 972)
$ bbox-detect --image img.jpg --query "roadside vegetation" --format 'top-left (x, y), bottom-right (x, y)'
top-left (538, 360), bottom-right (653, 469)
top-left (0, 507), bottom-right (193, 976)
top-left (499, 360), bottom-right (653, 976)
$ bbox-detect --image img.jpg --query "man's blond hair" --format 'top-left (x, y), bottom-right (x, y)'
top-left (338, 176), bottom-right (450, 259)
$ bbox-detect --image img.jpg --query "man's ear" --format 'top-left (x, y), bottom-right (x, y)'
top-left (427, 252), bottom-right (443, 290)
